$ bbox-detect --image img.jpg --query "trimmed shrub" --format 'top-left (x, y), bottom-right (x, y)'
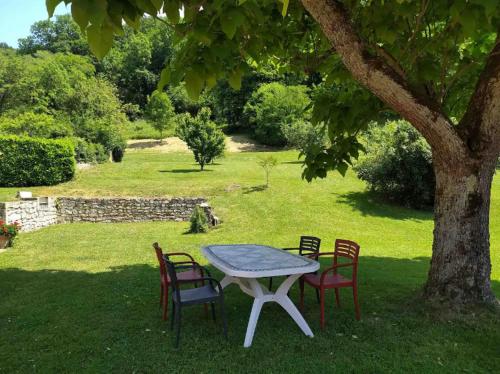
top-left (73, 138), bottom-right (108, 164)
top-left (0, 136), bottom-right (75, 187)
top-left (0, 112), bottom-right (73, 139)
top-left (354, 121), bottom-right (435, 209)
top-left (189, 205), bottom-right (209, 233)
top-left (243, 83), bottom-right (310, 146)
top-left (112, 147), bottom-right (124, 162)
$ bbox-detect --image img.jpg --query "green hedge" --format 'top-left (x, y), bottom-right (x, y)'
top-left (0, 136), bottom-right (75, 187)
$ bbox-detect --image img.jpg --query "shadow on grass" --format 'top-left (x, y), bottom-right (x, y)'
top-left (242, 185), bottom-right (267, 194)
top-left (281, 161), bottom-right (303, 165)
top-left (0, 256), bottom-right (498, 372)
top-left (159, 169), bottom-right (213, 173)
top-left (335, 191), bottom-right (433, 221)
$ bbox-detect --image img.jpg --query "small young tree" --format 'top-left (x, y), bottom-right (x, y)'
top-left (189, 205), bottom-right (209, 233)
top-left (176, 107), bottom-right (225, 171)
top-left (145, 92), bottom-right (175, 141)
top-left (258, 155), bottom-right (278, 188)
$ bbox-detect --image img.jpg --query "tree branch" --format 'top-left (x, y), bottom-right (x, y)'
top-left (458, 33), bottom-right (500, 159)
top-left (300, 0), bottom-right (468, 166)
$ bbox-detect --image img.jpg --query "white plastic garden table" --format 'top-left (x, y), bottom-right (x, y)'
top-left (202, 244), bottom-right (320, 347)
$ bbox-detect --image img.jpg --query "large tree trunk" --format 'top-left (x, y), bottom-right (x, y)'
top-left (425, 157), bottom-right (497, 304)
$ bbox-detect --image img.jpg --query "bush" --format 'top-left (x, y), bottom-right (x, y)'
top-left (282, 119), bottom-right (326, 154)
top-left (73, 138), bottom-right (108, 164)
top-left (0, 136), bottom-right (75, 186)
top-left (0, 112), bottom-right (73, 139)
top-left (176, 108), bottom-right (225, 171)
top-left (112, 147), bottom-right (124, 162)
top-left (243, 83), bottom-right (310, 146)
top-left (189, 205), bottom-right (209, 233)
top-left (354, 121), bottom-right (435, 209)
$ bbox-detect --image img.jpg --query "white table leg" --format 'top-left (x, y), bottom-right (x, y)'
top-left (243, 278), bottom-right (267, 347)
top-left (220, 275), bottom-right (235, 289)
top-left (274, 273), bottom-right (314, 337)
top-left (244, 297), bottom-right (265, 347)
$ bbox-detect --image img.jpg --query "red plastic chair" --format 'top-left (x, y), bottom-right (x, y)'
top-left (153, 242), bottom-right (205, 320)
top-left (299, 239), bottom-right (360, 329)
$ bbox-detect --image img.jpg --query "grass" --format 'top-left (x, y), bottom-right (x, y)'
top-left (122, 119), bottom-right (175, 140)
top-left (0, 150), bottom-right (499, 372)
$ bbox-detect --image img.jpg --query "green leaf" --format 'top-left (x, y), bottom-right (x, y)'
top-left (185, 70), bottom-right (204, 100)
top-left (157, 68), bottom-right (171, 91)
top-left (282, 0), bottom-right (289, 17)
top-left (135, 0), bottom-right (158, 15)
top-left (87, 21), bottom-right (114, 59)
top-left (46, 0), bottom-right (62, 17)
top-left (87, 0), bottom-right (107, 26)
top-left (71, 0), bottom-right (90, 31)
top-left (220, 15), bottom-right (237, 39)
top-left (164, 1), bottom-right (180, 24)
top-left (151, 0), bottom-right (164, 10)
top-left (228, 69), bottom-right (243, 90)
top-left (337, 161), bottom-right (348, 177)
top-left (205, 74), bottom-right (217, 89)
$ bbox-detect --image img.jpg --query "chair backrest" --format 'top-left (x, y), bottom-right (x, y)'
top-left (334, 239), bottom-right (360, 277)
top-left (299, 236), bottom-right (321, 255)
top-left (153, 242), bottom-right (168, 282)
top-left (163, 255), bottom-right (181, 301)
top-left (334, 239), bottom-right (360, 261)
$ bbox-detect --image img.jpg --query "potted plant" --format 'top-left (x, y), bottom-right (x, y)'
top-left (0, 220), bottom-right (20, 249)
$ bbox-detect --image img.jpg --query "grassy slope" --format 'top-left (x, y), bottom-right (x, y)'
top-left (0, 151), bottom-right (499, 373)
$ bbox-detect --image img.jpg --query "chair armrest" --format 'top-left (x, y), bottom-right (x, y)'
top-left (282, 247), bottom-right (300, 251)
top-left (306, 251), bottom-right (335, 259)
top-left (186, 276), bottom-right (224, 294)
top-left (320, 263), bottom-right (354, 283)
top-left (166, 252), bottom-right (196, 262)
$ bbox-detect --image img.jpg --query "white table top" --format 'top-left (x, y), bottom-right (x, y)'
top-left (202, 244), bottom-right (319, 278)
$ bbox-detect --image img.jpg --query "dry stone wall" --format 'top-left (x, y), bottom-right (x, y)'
top-left (0, 197), bottom-right (215, 232)
top-left (57, 197), bottom-right (213, 224)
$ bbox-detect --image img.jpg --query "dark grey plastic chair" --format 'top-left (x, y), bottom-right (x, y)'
top-left (268, 236), bottom-right (321, 300)
top-left (164, 255), bottom-right (228, 348)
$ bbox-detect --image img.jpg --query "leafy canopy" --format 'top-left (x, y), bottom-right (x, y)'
top-left (50, 0), bottom-right (499, 178)
top-left (243, 82), bottom-right (310, 146)
top-left (145, 91), bottom-right (175, 139)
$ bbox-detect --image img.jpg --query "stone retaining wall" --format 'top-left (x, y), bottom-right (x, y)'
top-left (57, 197), bottom-right (213, 224)
top-left (1, 197), bottom-right (215, 232)
top-left (0, 198), bottom-right (58, 231)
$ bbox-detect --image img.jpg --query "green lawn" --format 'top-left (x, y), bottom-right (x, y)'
top-left (0, 151), bottom-right (499, 372)
top-left (122, 119), bottom-right (175, 140)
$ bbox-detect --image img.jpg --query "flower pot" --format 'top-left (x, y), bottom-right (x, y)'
top-left (0, 235), bottom-right (10, 249)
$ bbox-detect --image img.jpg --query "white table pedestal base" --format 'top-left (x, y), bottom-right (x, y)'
top-left (220, 273), bottom-right (314, 348)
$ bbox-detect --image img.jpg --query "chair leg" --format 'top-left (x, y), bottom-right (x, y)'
top-left (174, 305), bottom-right (181, 348)
top-left (320, 288), bottom-right (325, 330)
top-left (353, 285), bottom-right (361, 320)
top-left (268, 277), bottom-right (273, 291)
top-left (162, 286), bottom-right (169, 321)
top-left (210, 302), bottom-right (216, 322)
top-left (219, 298), bottom-right (228, 339)
top-left (315, 288), bottom-right (320, 304)
top-left (200, 279), bottom-right (209, 316)
top-left (170, 299), bottom-right (176, 330)
top-left (299, 279), bottom-right (305, 311)
top-left (160, 284), bottom-right (163, 308)
top-left (334, 288), bottom-right (341, 307)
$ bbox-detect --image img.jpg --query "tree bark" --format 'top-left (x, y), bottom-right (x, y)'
top-left (425, 157), bottom-right (497, 304)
